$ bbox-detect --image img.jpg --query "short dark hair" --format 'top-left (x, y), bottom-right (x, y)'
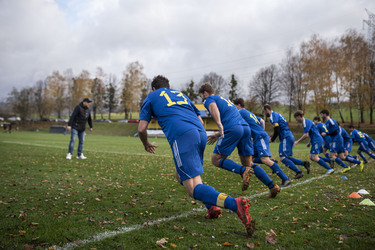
top-left (349, 125), bottom-right (354, 129)
top-left (232, 98), bottom-right (245, 107)
top-left (151, 75), bottom-right (170, 90)
top-left (263, 104), bottom-right (272, 111)
top-left (198, 82), bottom-right (214, 95)
top-left (294, 110), bottom-right (304, 118)
top-left (320, 109), bottom-right (330, 116)
top-left (313, 116), bottom-right (321, 122)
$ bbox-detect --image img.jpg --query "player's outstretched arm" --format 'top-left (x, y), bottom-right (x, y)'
top-left (208, 102), bottom-right (224, 138)
top-left (138, 120), bottom-right (158, 154)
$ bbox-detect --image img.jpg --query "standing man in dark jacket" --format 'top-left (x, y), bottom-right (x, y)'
top-left (66, 98), bottom-right (93, 159)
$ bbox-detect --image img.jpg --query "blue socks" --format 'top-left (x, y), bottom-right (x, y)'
top-left (252, 165), bottom-right (274, 189)
top-left (219, 158), bottom-right (242, 175)
top-left (358, 152), bottom-right (368, 163)
top-left (289, 157), bottom-right (304, 166)
top-left (270, 163), bottom-right (289, 181)
top-left (282, 158), bottom-right (301, 173)
top-left (345, 155), bottom-right (360, 164)
top-left (320, 156), bottom-right (331, 163)
top-left (317, 158), bottom-right (331, 170)
top-left (335, 158), bottom-right (349, 168)
top-left (193, 184), bottom-right (237, 212)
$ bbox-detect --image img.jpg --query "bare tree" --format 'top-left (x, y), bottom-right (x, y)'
top-left (250, 64), bottom-right (280, 106)
top-left (33, 80), bottom-right (52, 120)
top-left (199, 72), bottom-right (228, 97)
top-left (7, 87), bottom-right (34, 120)
top-left (46, 70), bottom-right (66, 119)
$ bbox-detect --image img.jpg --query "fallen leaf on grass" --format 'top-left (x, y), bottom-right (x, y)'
top-left (270, 206), bottom-right (279, 210)
top-left (156, 238), bottom-right (168, 248)
top-left (265, 229), bottom-right (277, 245)
top-left (170, 243), bottom-right (177, 247)
top-left (246, 242), bottom-right (255, 248)
top-left (223, 242), bottom-right (232, 246)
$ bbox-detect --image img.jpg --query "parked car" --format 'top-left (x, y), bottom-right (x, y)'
top-left (40, 118), bottom-right (55, 122)
top-left (128, 119), bottom-right (139, 123)
top-left (117, 119), bottom-right (128, 123)
top-left (8, 116), bottom-right (21, 121)
top-left (26, 118), bottom-right (38, 122)
top-left (56, 118), bottom-right (69, 122)
top-left (95, 119), bottom-right (112, 123)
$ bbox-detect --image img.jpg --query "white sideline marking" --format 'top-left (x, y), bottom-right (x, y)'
top-left (49, 161), bottom-right (370, 250)
top-left (1, 141), bottom-right (171, 158)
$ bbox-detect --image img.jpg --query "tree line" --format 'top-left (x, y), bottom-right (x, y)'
top-left (5, 29), bottom-right (375, 126)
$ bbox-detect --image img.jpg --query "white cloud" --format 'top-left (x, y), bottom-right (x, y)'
top-left (0, 0), bottom-right (374, 100)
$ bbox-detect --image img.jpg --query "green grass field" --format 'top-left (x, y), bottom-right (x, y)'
top-left (0, 132), bottom-right (374, 249)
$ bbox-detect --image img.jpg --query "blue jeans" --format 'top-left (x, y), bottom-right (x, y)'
top-left (68, 128), bottom-right (85, 156)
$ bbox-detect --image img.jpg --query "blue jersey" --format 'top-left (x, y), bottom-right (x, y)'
top-left (364, 133), bottom-right (375, 143)
top-left (340, 127), bottom-right (352, 144)
top-left (238, 109), bottom-right (267, 140)
top-left (269, 111), bottom-right (292, 140)
top-left (325, 118), bottom-right (340, 136)
top-left (303, 118), bottom-right (322, 143)
top-left (316, 122), bottom-right (331, 144)
top-left (350, 129), bottom-right (367, 143)
top-left (139, 88), bottom-right (204, 144)
top-left (203, 95), bottom-right (247, 130)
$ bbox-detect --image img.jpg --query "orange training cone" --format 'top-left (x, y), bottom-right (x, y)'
top-left (348, 192), bottom-right (362, 198)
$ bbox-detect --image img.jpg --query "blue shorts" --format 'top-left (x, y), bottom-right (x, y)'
top-left (358, 141), bottom-right (371, 154)
top-left (329, 134), bottom-right (345, 154)
top-left (214, 124), bottom-right (253, 156)
top-left (344, 140), bottom-right (353, 153)
top-left (253, 134), bottom-right (272, 157)
top-left (279, 134), bottom-right (294, 157)
top-left (367, 139), bottom-right (375, 151)
top-left (323, 136), bottom-right (331, 150)
top-left (171, 129), bottom-right (206, 183)
top-left (310, 139), bottom-right (323, 155)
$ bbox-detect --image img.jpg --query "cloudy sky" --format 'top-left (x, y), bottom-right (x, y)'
top-left (0, 0), bottom-right (374, 101)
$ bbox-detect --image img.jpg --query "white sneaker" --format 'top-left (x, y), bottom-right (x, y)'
top-left (76, 154), bottom-right (87, 159)
top-left (66, 153), bottom-right (72, 160)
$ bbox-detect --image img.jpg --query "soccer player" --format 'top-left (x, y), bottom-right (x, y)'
top-left (348, 125), bottom-right (375, 165)
top-left (312, 116), bottom-right (334, 168)
top-left (364, 133), bottom-right (375, 153)
top-left (232, 98), bottom-right (292, 187)
top-left (138, 76), bottom-right (255, 236)
top-left (319, 110), bottom-right (360, 173)
top-left (339, 125), bottom-right (357, 160)
top-left (198, 83), bottom-right (280, 198)
top-left (263, 104), bottom-right (310, 179)
top-left (293, 111), bottom-right (334, 175)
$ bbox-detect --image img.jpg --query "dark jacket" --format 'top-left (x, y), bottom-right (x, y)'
top-left (68, 102), bottom-right (93, 132)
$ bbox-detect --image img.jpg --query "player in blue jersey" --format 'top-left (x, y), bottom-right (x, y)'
top-left (312, 116), bottom-right (335, 168)
top-left (138, 76), bottom-right (255, 236)
top-left (198, 83), bottom-right (280, 198)
top-left (293, 111), bottom-right (334, 175)
top-left (349, 125), bottom-right (375, 165)
top-left (319, 110), bottom-right (360, 173)
top-left (339, 124), bottom-right (358, 161)
top-left (233, 98), bottom-right (292, 187)
top-left (364, 133), bottom-right (375, 153)
top-left (263, 104), bottom-right (310, 179)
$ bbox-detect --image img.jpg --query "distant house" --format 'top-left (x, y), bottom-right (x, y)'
top-left (147, 103), bottom-right (219, 131)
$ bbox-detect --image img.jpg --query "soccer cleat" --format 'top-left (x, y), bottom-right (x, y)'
top-left (66, 153), bottom-right (72, 160)
top-left (303, 161), bottom-right (311, 174)
top-left (280, 179), bottom-right (292, 187)
top-left (341, 167), bottom-right (351, 173)
top-left (235, 197), bottom-right (256, 237)
top-left (293, 172), bottom-right (304, 179)
top-left (325, 169), bottom-right (334, 175)
top-left (205, 206), bottom-right (222, 219)
top-left (76, 154), bottom-right (87, 159)
top-left (241, 167), bottom-right (254, 191)
top-left (268, 184), bottom-right (281, 198)
top-left (330, 160), bottom-right (335, 169)
top-left (360, 161), bottom-right (365, 172)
